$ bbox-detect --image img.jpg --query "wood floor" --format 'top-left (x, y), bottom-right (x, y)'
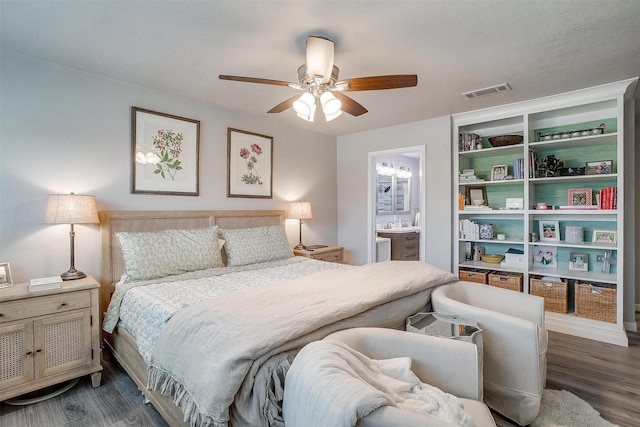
top-left (1, 315), bottom-right (638, 427)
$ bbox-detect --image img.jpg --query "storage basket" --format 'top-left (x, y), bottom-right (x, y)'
top-left (530, 277), bottom-right (568, 313)
top-left (575, 282), bottom-right (616, 323)
top-left (488, 272), bottom-right (523, 292)
top-left (459, 269), bottom-right (490, 284)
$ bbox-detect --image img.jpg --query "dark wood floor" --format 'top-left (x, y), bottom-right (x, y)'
top-left (1, 315), bottom-right (638, 426)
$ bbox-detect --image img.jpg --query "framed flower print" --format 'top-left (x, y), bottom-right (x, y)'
top-left (227, 128), bottom-right (273, 198)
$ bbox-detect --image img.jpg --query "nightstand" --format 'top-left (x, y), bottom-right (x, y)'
top-left (293, 245), bottom-right (344, 263)
top-left (0, 275), bottom-right (102, 402)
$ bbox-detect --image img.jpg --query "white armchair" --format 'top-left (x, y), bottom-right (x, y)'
top-left (432, 281), bottom-right (548, 426)
top-left (302, 327), bottom-right (496, 427)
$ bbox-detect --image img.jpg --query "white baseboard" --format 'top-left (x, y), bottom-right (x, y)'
top-left (625, 320), bottom-right (638, 333)
top-left (636, 303), bottom-right (640, 312)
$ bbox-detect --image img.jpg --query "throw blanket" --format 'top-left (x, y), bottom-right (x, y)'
top-left (147, 261), bottom-right (457, 427)
top-left (283, 340), bottom-right (474, 427)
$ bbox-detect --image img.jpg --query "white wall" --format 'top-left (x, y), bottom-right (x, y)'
top-left (0, 52), bottom-right (338, 283)
top-left (337, 116), bottom-right (452, 269)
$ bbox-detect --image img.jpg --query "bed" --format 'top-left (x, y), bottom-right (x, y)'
top-left (99, 210), bottom-right (458, 427)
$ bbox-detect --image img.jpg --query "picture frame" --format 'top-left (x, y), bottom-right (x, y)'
top-left (227, 128), bottom-right (273, 198)
top-left (592, 230), bottom-right (617, 244)
top-left (568, 188), bottom-right (592, 206)
top-left (585, 160), bottom-right (612, 175)
top-left (0, 262), bottom-right (13, 288)
top-left (491, 164), bottom-right (508, 181)
top-left (131, 107), bottom-right (200, 195)
top-left (464, 185), bottom-right (488, 206)
top-left (569, 252), bottom-right (589, 271)
top-left (539, 220), bottom-right (560, 242)
top-left (533, 246), bottom-right (557, 268)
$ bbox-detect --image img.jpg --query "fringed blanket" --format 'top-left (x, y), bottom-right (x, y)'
top-left (283, 340), bottom-right (474, 427)
top-left (147, 261), bottom-right (457, 427)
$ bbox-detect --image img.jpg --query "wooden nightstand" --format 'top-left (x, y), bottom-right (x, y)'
top-left (293, 245), bottom-right (344, 263)
top-left (0, 275), bottom-right (102, 401)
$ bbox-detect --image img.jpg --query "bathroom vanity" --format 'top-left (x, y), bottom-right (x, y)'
top-left (376, 227), bottom-right (420, 261)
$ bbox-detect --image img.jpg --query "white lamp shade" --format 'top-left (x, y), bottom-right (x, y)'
top-left (320, 92), bottom-right (342, 116)
top-left (293, 92), bottom-right (317, 121)
top-left (287, 201), bottom-right (313, 220)
top-left (306, 36), bottom-right (334, 83)
top-left (44, 194), bottom-right (99, 224)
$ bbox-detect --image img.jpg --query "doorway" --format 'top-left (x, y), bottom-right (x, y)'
top-left (367, 146), bottom-right (426, 263)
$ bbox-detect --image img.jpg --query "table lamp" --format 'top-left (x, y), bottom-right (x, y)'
top-left (287, 201), bottom-right (312, 250)
top-left (44, 193), bottom-right (99, 280)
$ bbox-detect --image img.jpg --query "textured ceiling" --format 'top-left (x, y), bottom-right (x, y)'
top-left (2, 0), bottom-right (639, 137)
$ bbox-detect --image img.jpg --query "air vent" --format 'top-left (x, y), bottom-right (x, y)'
top-left (462, 83), bottom-right (511, 99)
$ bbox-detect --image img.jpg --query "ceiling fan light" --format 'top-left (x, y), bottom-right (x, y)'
top-left (320, 92), bottom-right (342, 115)
top-left (293, 92), bottom-right (315, 116)
top-left (324, 109), bottom-right (343, 122)
top-left (306, 36), bottom-right (334, 84)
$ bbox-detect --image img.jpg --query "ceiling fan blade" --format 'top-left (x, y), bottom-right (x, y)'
top-left (306, 36), bottom-right (334, 83)
top-left (338, 75), bottom-right (418, 91)
top-left (219, 75), bottom-right (293, 87)
top-left (267, 95), bottom-right (300, 114)
top-left (333, 92), bottom-right (368, 117)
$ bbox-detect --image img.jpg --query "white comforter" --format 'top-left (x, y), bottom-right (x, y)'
top-left (283, 339), bottom-right (474, 427)
top-left (147, 261), bottom-right (457, 427)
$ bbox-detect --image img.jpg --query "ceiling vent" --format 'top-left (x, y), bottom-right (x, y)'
top-left (462, 83), bottom-right (511, 99)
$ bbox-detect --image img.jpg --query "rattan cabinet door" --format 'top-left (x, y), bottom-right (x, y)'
top-left (34, 310), bottom-right (92, 380)
top-left (0, 321), bottom-right (35, 390)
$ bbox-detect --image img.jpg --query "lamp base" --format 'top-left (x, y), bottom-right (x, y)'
top-left (294, 243), bottom-right (308, 250)
top-left (61, 269), bottom-right (86, 281)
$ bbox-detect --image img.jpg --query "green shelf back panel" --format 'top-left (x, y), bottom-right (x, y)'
top-left (533, 144), bottom-right (617, 172)
top-left (473, 218), bottom-right (525, 241)
top-left (533, 179), bottom-right (617, 206)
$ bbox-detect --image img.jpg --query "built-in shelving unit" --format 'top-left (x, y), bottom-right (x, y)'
top-left (452, 78), bottom-right (638, 346)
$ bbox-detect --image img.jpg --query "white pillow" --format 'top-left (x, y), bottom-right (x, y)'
top-left (116, 227), bottom-right (223, 281)
top-left (219, 224), bottom-right (293, 267)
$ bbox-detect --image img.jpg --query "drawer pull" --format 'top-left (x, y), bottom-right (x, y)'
top-left (36, 349), bottom-right (42, 353)
top-left (0, 313), bottom-right (3, 317)
top-left (59, 302), bottom-right (67, 308)
top-left (26, 351), bottom-right (32, 355)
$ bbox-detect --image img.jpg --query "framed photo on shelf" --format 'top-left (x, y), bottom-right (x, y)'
top-left (585, 160), bottom-right (612, 175)
top-left (592, 230), bottom-right (617, 244)
top-left (568, 188), bottom-right (592, 206)
top-left (569, 252), bottom-right (589, 271)
top-left (464, 185), bottom-right (488, 206)
top-left (539, 220), bottom-right (560, 242)
top-left (131, 107), bottom-right (200, 196)
top-left (491, 164), bottom-right (508, 181)
top-left (0, 262), bottom-right (13, 288)
top-left (227, 128), bottom-right (273, 198)
top-left (533, 246), bottom-right (557, 268)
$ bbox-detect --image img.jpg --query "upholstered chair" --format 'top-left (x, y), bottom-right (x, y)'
top-left (432, 281), bottom-right (548, 426)
top-left (287, 327), bottom-right (496, 427)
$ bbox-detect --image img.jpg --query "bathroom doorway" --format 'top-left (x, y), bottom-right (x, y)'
top-left (367, 146), bottom-right (426, 263)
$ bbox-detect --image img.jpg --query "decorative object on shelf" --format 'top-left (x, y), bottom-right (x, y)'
top-left (565, 226), bottom-right (584, 243)
top-left (503, 248), bottom-right (525, 266)
top-left (464, 185), bottom-right (487, 206)
top-left (227, 128), bottom-right (273, 198)
top-left (506, 198), bottom-right (524, 210)
top-left (473, 245), bottom-right (485, 261)
top-left (44, 193), bottom-right (99, 280)
top-left (559, 166), bottom-right (585, 176)
top-left (530, 232), bottom-right (539, 242)
top-left (539, 220), bottom-right (560, 242)
top-left (536, 154), bottom-right (563, 178)
top-left (597, 250), bottom-right (617, 273)
top-left (585, 160), bottom-right (612, 175)
top-left (131, 107), bottom-right (200, 196)
top-left (569, 252), bottom-right (589, 271)
top-left (287, 201), bottom-right (312, 250)
top-left (536, 123), bottom-right (606, 141)
top-left (487, 134), bottom-right (523, 147)
top-left (536, 202), bottom-right (548, 210)
top-left (490, 164), bottom-right (508, 181)
top-left (459, 169), bottom-right (484, 183)
top-left (533, 246), bottom-right (557, 268)
top-left (481, 254), bottom-right (504, 264)
top-left (0, 262), bottom-right (12, 288)
top-left (479, 223), bottom-right (494, 240)
top-left (459, 132), bottom-right (482, 151)
top-left (568, 188), bottom-right (593, 206)
top-left (592, 230), bottom-right (617, 244)
top-left (497, 233), bottom-right (506, 240)
top-left (465, 241), bottom-right (473, 261)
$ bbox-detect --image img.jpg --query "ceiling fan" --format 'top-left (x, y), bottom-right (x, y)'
top-left (219, 36), bottom-right (418, 122)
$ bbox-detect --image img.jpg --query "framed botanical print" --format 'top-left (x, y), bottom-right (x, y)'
top-left (227, 128), bottom-right (273, 198)
top-left (131, 107), bottom-right (200, 195)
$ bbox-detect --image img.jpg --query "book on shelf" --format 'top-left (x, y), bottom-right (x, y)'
top-left (598, 186), bottom-right (617, 210)
top-left (558, 205), bottom-right (599, 210)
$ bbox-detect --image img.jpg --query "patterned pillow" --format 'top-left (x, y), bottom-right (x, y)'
top-left (116, 227), bottom-right (223, 281)
top-left (219, 224), bottom-right (293, 267)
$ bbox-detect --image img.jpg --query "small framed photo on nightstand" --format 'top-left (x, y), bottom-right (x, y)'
top-left (0, 262), bottom-right (13, 288)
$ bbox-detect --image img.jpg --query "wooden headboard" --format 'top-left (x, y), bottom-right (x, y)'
top-left (98, 209), bottom-right (285, 317)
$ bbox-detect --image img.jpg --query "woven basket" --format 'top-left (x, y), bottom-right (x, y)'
top-left (488, 135), bottom-right (523, 147)
top-left (488, 272), bottom-right (523, 292)
top-left (575, 282), bottom-right (616, 323)
top-left (530, 277), bottom-right (568, 313)
top-left (459, 269), bottom-right (489, 284)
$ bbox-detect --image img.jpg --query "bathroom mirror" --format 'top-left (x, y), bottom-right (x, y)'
top-left (376, 173), bottom-right (411, 214)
